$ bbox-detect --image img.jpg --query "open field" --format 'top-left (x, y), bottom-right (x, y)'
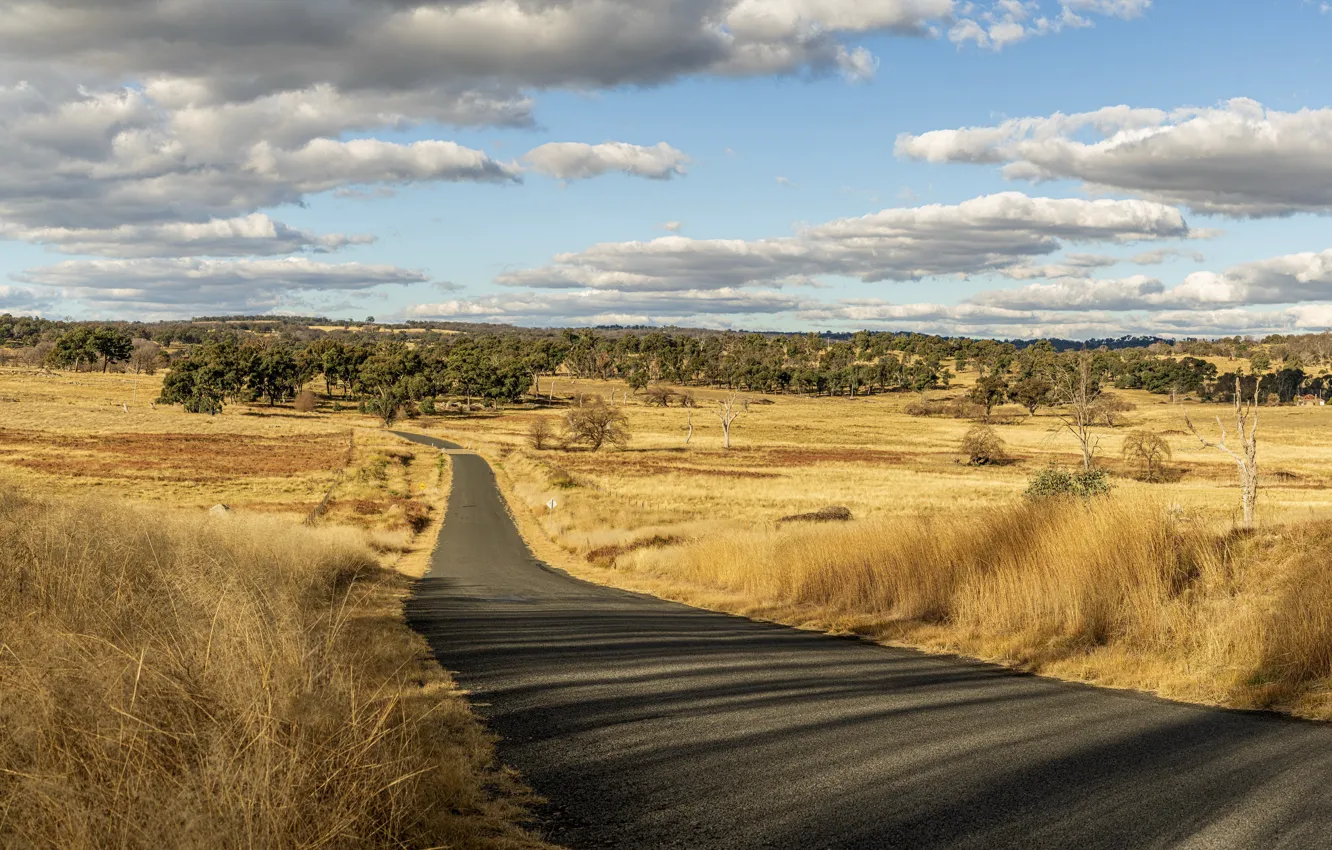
top-left (394, 374), bottom-right (1332, 719)
top-left (0, 366), bottom-right (554, 848)
top-left (11, 361), bottom-right (1332, 722)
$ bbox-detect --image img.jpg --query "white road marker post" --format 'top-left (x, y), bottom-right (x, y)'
top-left (546, 497), bottom-right (558, 519)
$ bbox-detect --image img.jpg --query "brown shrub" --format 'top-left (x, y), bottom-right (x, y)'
top-left (527, 416), bottom-right (555, 450)
top-left (293, 388), bottom-right (317, 413)
top-left (962, 424), bottom-right (1008, 466)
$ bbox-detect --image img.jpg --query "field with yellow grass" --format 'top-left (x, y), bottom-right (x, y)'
top-left (392, 372), bottom-right (1332, 720)
top-left (0, 365), bottom-right (553, 848)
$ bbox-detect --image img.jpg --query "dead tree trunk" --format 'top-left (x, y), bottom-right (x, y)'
top-left (685, 410), bottom-right (693, 445)
top-left (716, 392), bottom-right (744, 449)
top-left (1186, 376), bottom-right (1258, 528)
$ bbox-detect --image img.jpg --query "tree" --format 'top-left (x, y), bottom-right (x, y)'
top-left (293, 389), bottom-right (317, 413)
top-left (716, 392), bottom-right (745, 449)
top-left (1186, 376), bottom-right (1259, 528)
top-left (527, 417), bottom-right (555, 450)
top-left (644, 385), bottom-right (674, 407)
top-left (1092, 394), bottom-right (1135, 427)
top-left (1122, 431), bottom-right (1171, 481)
top-left (1009, 375), bottom-right (1051, 414)
top-left (967, 373), bottom-right (1009, 417)
top-left (245, 344), bottom-right (300, 406)
top-left (564, 402), bottom-right (629, 451)
top-left (129, 339), bottom-right (162, 375)
top-left (961, 425), bottom-right (1007, 466)
top-left (1048, 353), bottom-right (1104, 471)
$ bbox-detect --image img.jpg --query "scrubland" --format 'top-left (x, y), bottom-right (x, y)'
top-left (0, 367), bottom-right (552, 848)
top-left (423, 376), bottom-right (1332, 719)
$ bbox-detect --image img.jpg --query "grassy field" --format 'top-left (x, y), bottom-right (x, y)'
top-left (394, 373), bottom-right (1332, 720)
top-left (0, 366), bottom-right (554, 848)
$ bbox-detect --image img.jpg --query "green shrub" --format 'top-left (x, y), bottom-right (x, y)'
top-left (1024, 467), bottom-right (1112, 501)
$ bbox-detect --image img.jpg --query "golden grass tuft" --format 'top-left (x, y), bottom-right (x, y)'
top-left (0, 488), bottom-right (553, 849)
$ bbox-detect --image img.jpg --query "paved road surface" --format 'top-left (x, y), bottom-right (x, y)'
top-left (394, 431), bottom-right (1332, 849)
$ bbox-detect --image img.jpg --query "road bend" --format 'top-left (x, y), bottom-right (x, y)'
top-left (393, 430), bottom-right (1332, 850)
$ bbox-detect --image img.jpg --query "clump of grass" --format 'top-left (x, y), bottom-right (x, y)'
top-left (0, 488), bottom-right (553, 849)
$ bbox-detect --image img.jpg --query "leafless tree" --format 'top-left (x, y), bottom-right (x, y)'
top-left (527, 417), bottom-right (554, 450)
top-left (564, 402), bottom-right (629, 451)
top-left (716, 392), bottom-right (745, 449)
top-left (1121, 430), bottom-right (1171, 481)
top-left (1049, 353), bottom-right (1103, 471)
top-left (684, 410), bottom-right (693, 445)
top-left (129, 339), bottom-right (162, 375)
top-left (645, 385), bottom-right (674, 407)
top-left (1186, 376), bottom-right (1259, 528)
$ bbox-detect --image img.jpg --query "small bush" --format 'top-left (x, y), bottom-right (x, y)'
top-left (1024, 467), bottom-right (1113, 501)
top-left (778, 505), bottom-right (853, 525)
top-left (962, 424), bottom-right (1008, 466)
top-left (547, 467), bottom-right (577, 489)
top-left (528, 417), bottom-right (554, 450)
top-left (678, 391), bottom-right (697, 408)
top-left (420, 396), bottom-right (436, 416)
top-left (293, 388), bottom-right (317, 413)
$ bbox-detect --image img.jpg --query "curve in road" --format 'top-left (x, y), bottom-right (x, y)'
top-left (393, 430), bottom-right (1332, 850)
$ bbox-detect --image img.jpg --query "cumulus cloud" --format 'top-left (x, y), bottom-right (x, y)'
top-left (947, 0), bottom-right (1148, 50)
top-left (896, 98), bottom-right (1332, 216)
top-left (0, 0), bottom-right (954, 110)
top-left (0, 214), bottom-right (373, 258)
top-left (497, 192), bottom-right (1189, 291)
top-left (524, 142), bottom-right (689, 181)
top-left (14, 257), bottom-right (429, 313)
top-left (0, 84), bottom-right (523, 232)
top-left (0, 285), bottom-right (55, 314)
top-left (966, 249), bottom-right (1332, 312)
top-left (407, 288), bottom-right (802, 326)
top-left (1000, 246), bottom-right (1205, 279)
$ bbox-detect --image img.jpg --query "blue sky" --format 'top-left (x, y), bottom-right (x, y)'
top-left (2, 0), bottom-right (1332, 338)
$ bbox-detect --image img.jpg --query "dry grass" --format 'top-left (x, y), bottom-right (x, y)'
top-left (0, 487), bottom-right (554, 849)
top-left (556, 497), bottom-right (1332, 719)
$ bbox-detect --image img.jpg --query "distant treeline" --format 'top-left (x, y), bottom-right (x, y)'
top-left (4, 314), bottom-right (1332, 416)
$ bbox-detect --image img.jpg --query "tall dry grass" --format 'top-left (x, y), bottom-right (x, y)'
top-left (0, 488), bottom-right (553, 850)
top-left (620, 498), bottom-right (1332, 718)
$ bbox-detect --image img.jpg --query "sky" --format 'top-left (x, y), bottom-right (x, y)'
top-left (2, 0), bottom-right (1332, 339)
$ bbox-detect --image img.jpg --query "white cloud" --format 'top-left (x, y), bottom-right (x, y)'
top-left (661, 221), bottom-right (684, 232)
top-left (524, 142), bottom-right (689, 181)
top-left (407, 288), bottom-right (802, 326)
top-left (947, 0), bottom-right (1146, 50)
top-left (0, 214), bottom-right (373, 258)
top-left (897, 98), bottom-right (1332, 216)
top-left (497, 192), bottom-right (1189, 291)
top-left (967, 249), bottom-right (1332, 312)
top-left (14, 257), bottom-right (429, 313)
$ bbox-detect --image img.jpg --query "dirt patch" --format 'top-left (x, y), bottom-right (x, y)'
top-left (0, 428), bottom-right (344, 481)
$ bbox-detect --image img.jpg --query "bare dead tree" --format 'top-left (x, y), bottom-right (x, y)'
top-left (1186, 375), bottom-right (1259, 528)
top-left (716, 392), bottom-right (745, 449)
top-left (684, 409), bottom-right (693, 445)
top-left (1049, 353), bottom-right (1103, 471)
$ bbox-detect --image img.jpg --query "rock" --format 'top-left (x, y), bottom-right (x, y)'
top-left (209, 504), bottom-right (233, 517)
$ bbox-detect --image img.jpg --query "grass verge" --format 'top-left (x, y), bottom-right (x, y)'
top-left (0, 487), bottom-right (557, 849)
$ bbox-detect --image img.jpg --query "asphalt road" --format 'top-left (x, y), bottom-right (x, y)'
top-left (393, 431), bottom-right (1332, 850)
